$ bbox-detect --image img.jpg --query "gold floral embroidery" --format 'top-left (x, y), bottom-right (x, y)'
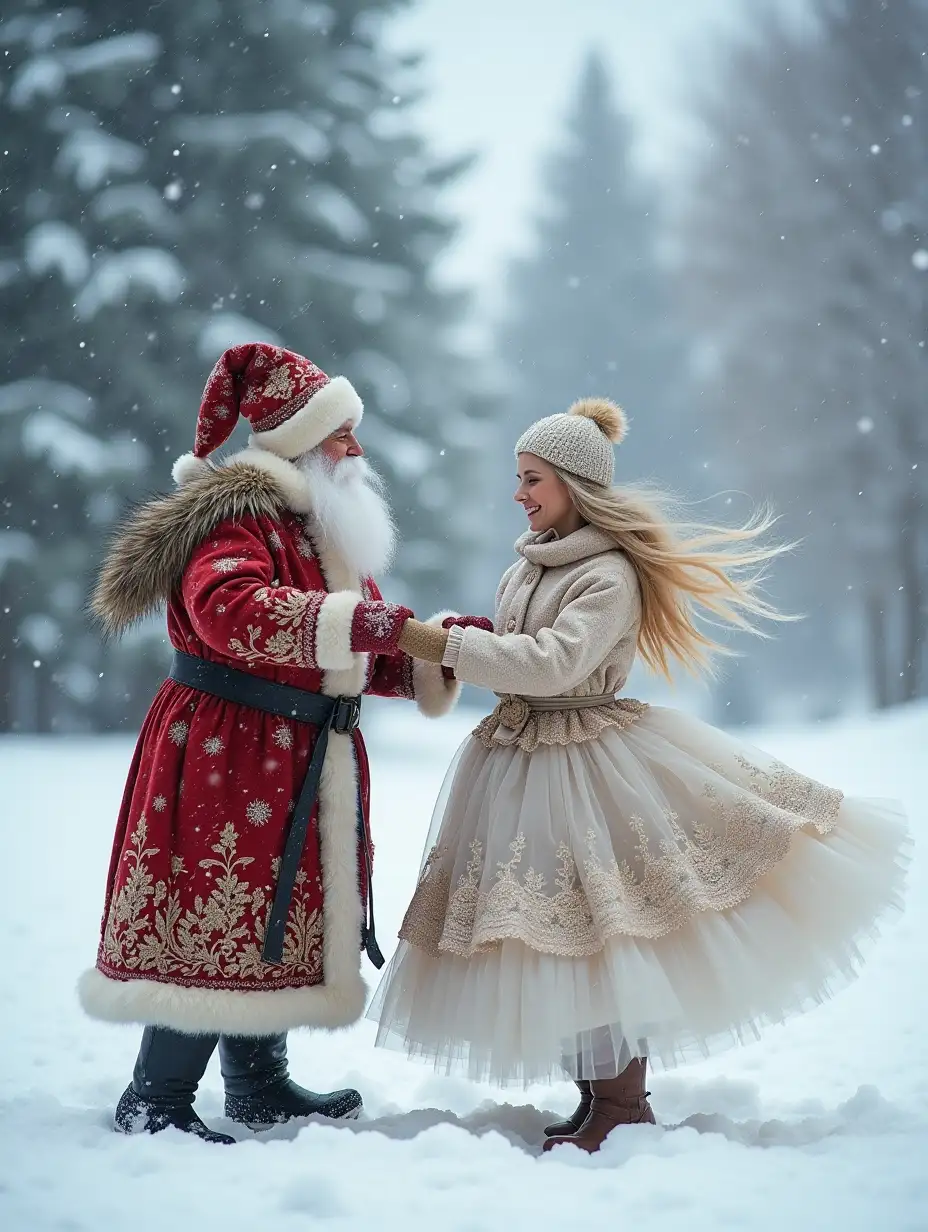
top-left (101, 816), bottom-right (322, 981)
top-left (400, 758), bottom-right (844, 958)
top-left (168, 721), bottom-right (189, 745)
top-left (227, 587), bottom-right (321, 668)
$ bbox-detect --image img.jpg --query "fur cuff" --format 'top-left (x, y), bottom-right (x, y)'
top-left (315, 591), bottom-right (363, 670)
top-left (413, 659), bottom-right (461, 718)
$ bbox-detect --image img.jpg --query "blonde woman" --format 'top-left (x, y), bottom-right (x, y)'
top-left (370, 399), bottom-right (909, 1153)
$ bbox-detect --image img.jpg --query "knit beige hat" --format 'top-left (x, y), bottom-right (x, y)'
top-left (515, 398), bottom-right (628, 486)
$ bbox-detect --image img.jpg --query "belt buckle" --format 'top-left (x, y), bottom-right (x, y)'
top-left (333, 695), bottom-right (361, 734)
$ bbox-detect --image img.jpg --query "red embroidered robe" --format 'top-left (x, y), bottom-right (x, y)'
top-left (78, 450), bottom-right (458, 1035)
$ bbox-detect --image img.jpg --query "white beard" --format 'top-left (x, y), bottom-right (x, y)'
top-left (298, 451), bottom-right (397, 580)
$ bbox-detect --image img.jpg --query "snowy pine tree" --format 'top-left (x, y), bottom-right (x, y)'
top-left (678, 0), bottom-right (928, 716)
top-left (145, 0), bottom-right (490, 613)
top-left (493, 52), bottom-right (691, 577)
top-left (1, 0), bottom-right (491, 731)
top-left (1, 6), bottom-right (175, 731)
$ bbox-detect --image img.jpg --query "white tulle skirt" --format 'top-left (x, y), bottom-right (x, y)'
top-left (368, 706), bottom-right (909, 1086)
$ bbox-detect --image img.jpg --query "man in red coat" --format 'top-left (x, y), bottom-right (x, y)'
top-left (79, 343), bottom-right (465, 1142)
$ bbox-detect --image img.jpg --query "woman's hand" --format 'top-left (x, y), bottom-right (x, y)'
top-left (438, 615), bottom-right (494, 678)
top-left (442, 615), bottom-right (494, 633)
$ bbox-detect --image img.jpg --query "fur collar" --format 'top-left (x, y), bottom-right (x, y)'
top-left (91, 456), bottom-right (307, 638)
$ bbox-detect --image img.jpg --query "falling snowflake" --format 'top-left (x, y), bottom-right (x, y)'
top-left (272, 725), bottom-right (294, 749)
top-left (246, 799), bottom-right (273, 826)
top-left (212, 557), bottom-right (246, 574)
top-left (168, 721), bottom-right (189, 746)
top-left (153, 794), bottom-right (168, 812)
top-left (202, 735), bottom-right (226, 755)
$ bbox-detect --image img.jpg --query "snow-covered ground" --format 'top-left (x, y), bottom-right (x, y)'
top-left (1, 701), bottom-right (925, 1232)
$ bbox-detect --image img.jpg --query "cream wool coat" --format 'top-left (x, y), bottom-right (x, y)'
top-left (443, 524), bottom-right (646, 749)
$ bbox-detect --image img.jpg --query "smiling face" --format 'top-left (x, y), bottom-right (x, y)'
top-left (515, 452), bottom-right (585, 538)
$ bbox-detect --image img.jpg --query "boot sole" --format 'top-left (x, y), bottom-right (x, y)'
top-left (240, 1104), bottom-right (363, 1132)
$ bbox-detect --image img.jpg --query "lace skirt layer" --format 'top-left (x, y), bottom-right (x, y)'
top-left (368, 706), bottom-right (909, 1086)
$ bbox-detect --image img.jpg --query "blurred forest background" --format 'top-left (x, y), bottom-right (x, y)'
top-left (1, 0), bottom-right (925, 732)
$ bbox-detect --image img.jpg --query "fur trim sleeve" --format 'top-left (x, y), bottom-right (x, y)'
top-left (315, 591), bottom-right (364, 671)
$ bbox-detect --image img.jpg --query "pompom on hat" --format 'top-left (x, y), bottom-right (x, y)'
top-left (173, 343), bottom-right (363, 485)
top-left (515, 397), bottom-right (628, 487)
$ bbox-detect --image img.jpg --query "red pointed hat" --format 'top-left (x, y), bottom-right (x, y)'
top-left (172, 343), bottom-right (362, 484)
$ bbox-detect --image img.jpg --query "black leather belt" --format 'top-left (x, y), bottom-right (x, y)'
top-left (168, 651), bottom-right (384, 969)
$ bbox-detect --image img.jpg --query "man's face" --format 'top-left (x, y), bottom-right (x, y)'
top-left (318, 421), bottom-right (363, 465)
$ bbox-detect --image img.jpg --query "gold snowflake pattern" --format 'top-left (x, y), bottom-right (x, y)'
top-left (212, 557), bottom-right (246, 574)
top-left (153, 795), bottom-right (168, 812)
top-left (297, 537), bottom-right (315, 559)
top-left (246, 799), bottom-right (272, 826)
top-left (268, 531), bottom-right (283, 551)
top-left (168, 721), bottom-right (189, 746)
top-left (202, 736), bottom-right (225, 756)
top-left (262, 364), bottom-right (294, 401)
top-left (272, 725), bottom-right (294, 750)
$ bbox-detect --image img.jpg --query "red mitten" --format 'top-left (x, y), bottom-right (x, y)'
top-left (440, 615), bottom-right (494, 678)
top-left (441, 615), bottom-right (494, 632)
top-left (350, 602), bottom-right (414, 655)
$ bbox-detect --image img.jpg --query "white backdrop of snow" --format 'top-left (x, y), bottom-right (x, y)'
top-left (0, 700), bottom-right (925, 1231)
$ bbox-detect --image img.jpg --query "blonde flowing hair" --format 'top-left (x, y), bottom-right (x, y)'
top-left (556, 470), bottom-right (795, 679)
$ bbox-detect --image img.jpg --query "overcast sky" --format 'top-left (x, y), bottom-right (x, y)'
top-left (386, 0), bottom-right (805, 320)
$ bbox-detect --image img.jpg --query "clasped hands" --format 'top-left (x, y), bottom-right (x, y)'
top-left (398, 614), bottom-right (494, 677)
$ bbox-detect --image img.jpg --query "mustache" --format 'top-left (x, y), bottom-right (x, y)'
top-left (305, 450), bottom-right (387, 495)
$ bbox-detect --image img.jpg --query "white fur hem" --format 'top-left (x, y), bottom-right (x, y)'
top-left (172, 452), bottom-right (214, 486)
top-left (79, 727), bottom-right (367, 1033)
top-left (250, 377), bottom-right (363, 459)
top-left (76, 967), bottom-right (366, 1033)
top-left (316, 591), bottom-right (363, 671)
top-left (412, 611), bottom-right (462, 718)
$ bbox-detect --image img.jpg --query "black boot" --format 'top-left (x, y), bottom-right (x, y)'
top-left (219, 1033), bottom-right (362, 1130)
top-left (543, 1080), bottom-right (592, 1137)
top-left (114, 1026), bottom-right (234, 1144)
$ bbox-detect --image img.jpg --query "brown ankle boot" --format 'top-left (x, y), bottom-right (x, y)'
top-left (543, 1080), bottom-right (592, 1137)
top-left (542, 1059), bottom-right (655, 1153)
